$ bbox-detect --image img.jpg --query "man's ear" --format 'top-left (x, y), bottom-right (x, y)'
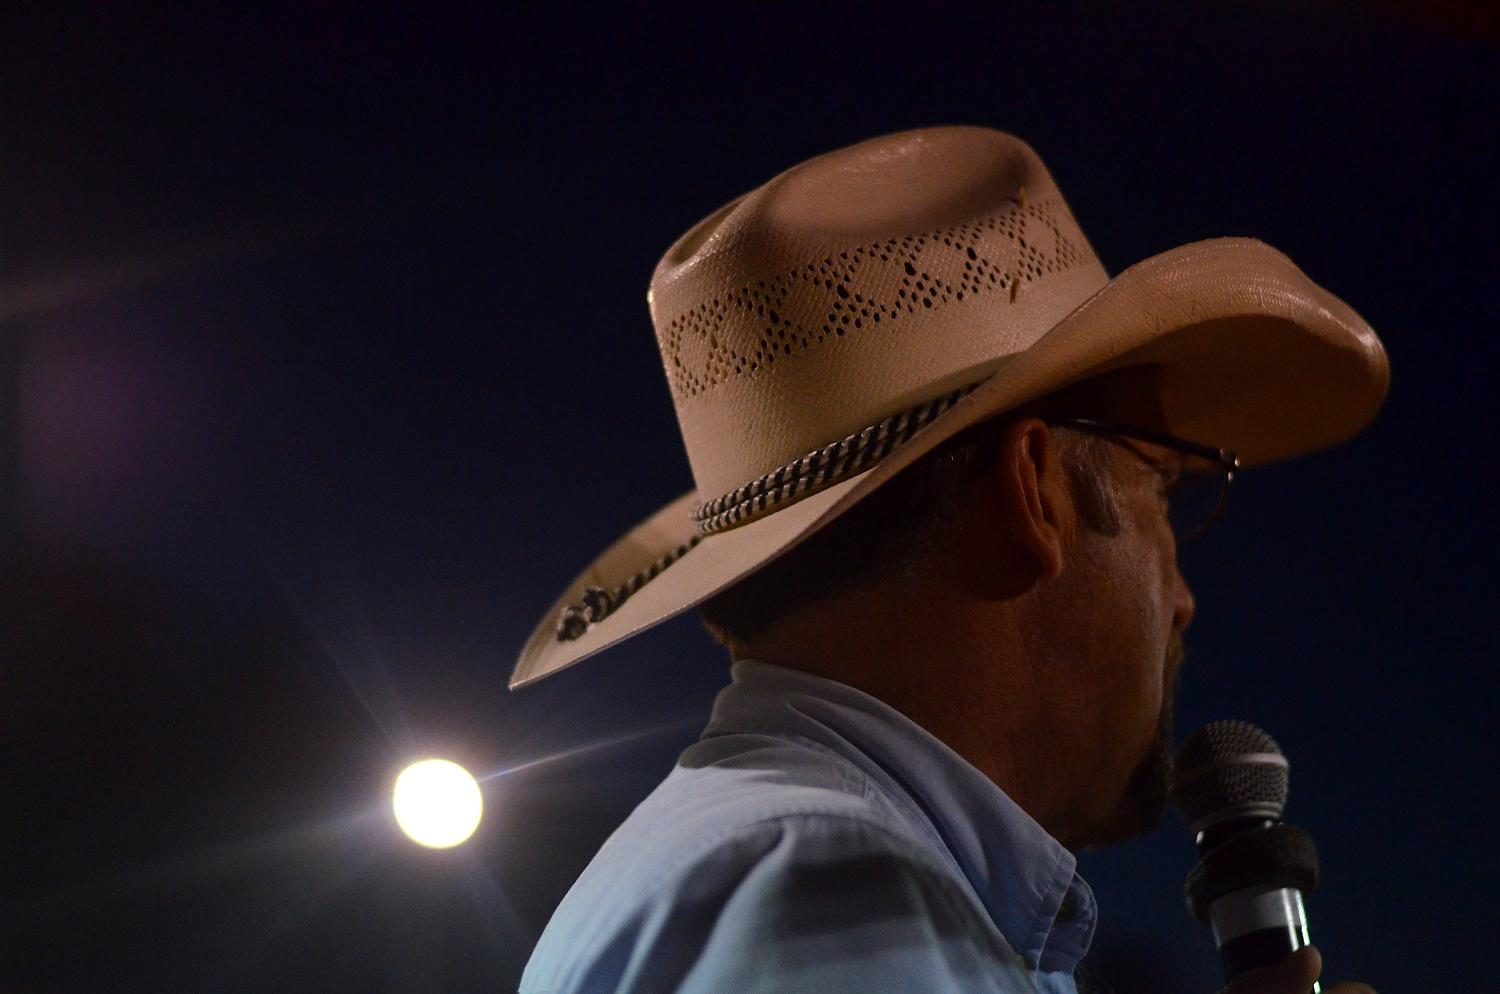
top-left (992, 417), bottom-right (1071, 583)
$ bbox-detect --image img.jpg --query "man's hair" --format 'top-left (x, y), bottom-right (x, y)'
top-left (697, 411), bottom-right (1124, 652)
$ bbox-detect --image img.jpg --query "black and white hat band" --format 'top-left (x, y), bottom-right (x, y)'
top-left (555, 375), bottom-right (988, 642)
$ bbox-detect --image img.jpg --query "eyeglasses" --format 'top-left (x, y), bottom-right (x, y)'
top-left (1043, 417), bottom-right (1241, 543)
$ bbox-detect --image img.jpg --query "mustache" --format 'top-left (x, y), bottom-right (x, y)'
top-left (1166, 632), bottom-right (1186, 684)
top-left (1160, 634), bottom-right (1185, 733)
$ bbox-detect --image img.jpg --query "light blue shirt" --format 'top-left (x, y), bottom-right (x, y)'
top-left (519, 658), bottom-right (1097, 993)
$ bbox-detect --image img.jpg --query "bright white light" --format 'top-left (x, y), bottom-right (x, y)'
top-left (392, 759), bottom-right (483, 848)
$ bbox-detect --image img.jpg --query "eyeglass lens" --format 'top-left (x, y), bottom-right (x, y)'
top-left (1166, 453), bottom-right (1228, 542)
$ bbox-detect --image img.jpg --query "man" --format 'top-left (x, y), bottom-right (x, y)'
top-left (512, 127), bottom-right (1388, 993)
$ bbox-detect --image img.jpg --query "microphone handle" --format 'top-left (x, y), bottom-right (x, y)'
top-left (1208, 885), bottom-right (1320, 993)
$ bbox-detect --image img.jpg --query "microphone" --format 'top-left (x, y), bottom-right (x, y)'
top-left (1170, 720), bottom-right (1322, 992)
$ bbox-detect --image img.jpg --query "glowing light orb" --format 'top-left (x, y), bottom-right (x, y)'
top-left (392, 759), bottom-right (483, 848)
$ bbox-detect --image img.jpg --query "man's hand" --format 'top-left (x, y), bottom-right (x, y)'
top-left (1219, 946), bottom-right (1376, 994)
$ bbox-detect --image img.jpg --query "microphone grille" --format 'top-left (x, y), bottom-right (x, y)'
top-left (1171, 720), bottom-right (1289, 832)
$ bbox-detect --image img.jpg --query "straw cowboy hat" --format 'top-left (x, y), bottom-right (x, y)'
top-left (508, 125), bottom-right (1389, 691)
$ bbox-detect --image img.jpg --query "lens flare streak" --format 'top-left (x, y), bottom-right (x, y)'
top-left (479, 718), bottom-right (703, 782)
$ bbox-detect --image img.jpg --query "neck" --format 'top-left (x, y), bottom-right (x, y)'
top-left (737, 578), bottom-right (1094, 849)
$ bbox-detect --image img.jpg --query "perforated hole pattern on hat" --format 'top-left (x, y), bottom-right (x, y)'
top-left (657, 193), bottom-right (1089, 403)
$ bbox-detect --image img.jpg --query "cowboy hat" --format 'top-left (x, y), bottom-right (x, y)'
top-left (508, 125), bottom-right (1389, 690)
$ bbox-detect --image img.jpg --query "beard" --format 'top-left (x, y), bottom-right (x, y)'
top-left (1089, 633), bottom-right (1184, 847)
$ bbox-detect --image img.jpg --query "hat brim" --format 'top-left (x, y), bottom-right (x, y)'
top-left (509, 237), bottom-right (1389, 690)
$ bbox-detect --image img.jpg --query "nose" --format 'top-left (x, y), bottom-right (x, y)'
top-left (1173, 564), bottom-right (1196, 634)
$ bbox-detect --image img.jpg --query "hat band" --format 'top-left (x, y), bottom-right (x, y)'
top-left (690, 378), bottom-right (987, 535)
top-left (555, 375), bottom-right (988, 642)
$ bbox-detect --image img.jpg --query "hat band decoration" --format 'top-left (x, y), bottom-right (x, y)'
top-left (554, 374), bottom-right (989, 642)
top-left (555, 534), bottom-right (703, 642)
top-left (690, 377), bottom-right (987, 535)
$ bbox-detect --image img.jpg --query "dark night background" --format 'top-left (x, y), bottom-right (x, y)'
top-left (4, 4), bottom-right (1496, 992)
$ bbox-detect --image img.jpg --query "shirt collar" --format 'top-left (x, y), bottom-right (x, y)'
top-left (702, 657), bottom-right (1097, 976)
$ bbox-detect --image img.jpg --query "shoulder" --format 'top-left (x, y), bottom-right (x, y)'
top-left (521, 807), bottom-right (1024, 994)
top-left (558, 729), bottom-right (927, 911)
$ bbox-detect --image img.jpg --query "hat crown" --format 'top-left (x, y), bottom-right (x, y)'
top-left (647, 126), bottom-right (1111, 505)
